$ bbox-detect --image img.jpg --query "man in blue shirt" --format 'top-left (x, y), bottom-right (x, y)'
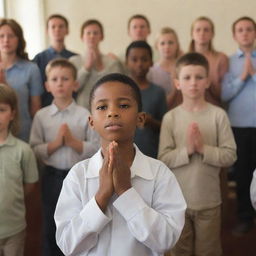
top-left (33, 14), bottom-right (76, 107)
top-left (222, 16), bottom-right (256, 235)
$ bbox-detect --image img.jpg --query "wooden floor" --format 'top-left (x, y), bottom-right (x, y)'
top-left (24, 183), bottom-right (256, 256)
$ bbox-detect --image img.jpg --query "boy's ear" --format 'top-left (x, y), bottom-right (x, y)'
top-left (137, 112), bottom-right (146, 128)
top-left (88, 115), bottom-right (94, 129)
top-left (45, 82), bottom-right (51, 92)
top-left (73, 80), bottom-right (79, 92)
top-left (205, 77), bottom-right (211, 89)
top-left (174, 79), bottom-right (181, 90)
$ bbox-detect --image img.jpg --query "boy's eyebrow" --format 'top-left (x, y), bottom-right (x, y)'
top-left (95, 97), bottom-right (133, 103)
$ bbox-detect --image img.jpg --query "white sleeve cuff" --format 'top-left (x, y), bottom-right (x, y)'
top-left (113, 188), bottom-right (147, 221)
top-left (80, 196), bottom-right (111, 233)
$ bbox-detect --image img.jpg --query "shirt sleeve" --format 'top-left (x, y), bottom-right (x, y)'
top-left (55, 165), bottom-right (112, 255)
top-left (29, 112), bottom-right (49, 161)
top-left (250, 170), bottom-right (256, 210)
top-left (202, 110), bottom-right (237, 167)
top-left (221, 71), bottom-right (245, 102)
top-left (158, 113), bottom-right (190, 168)
top-left (21, 143), bottom-right (39, 183)
top-left (28, 62), bottom-right (44, 96)
top-left (113, 167), bottom-right (186, 253)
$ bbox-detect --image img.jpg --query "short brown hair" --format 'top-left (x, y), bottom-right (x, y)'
top-left (0, 84), bottom-right (19, 135)
top-left (176, 52), bottom-right (209, 78)
top-left (80, 19), bottom-right (104, 39)
top-left (232, 16), bottom-right (256, 34)
top-left (127, 14), bottom-right (151, 31)
top-left (0, 18), bottom-right (28, 60)
top-left (46, 14), bottom-right (69, 28)
top-left (45, 58), bottom-right (77, 80)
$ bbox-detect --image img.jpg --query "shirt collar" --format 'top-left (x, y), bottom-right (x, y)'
top-left (0, 133), bottom-right (15, 147)
top-left (48, 46), bottom-right (67, 55)
top-left (86, 145), bottom-right (154, 180)
top-left (49, 100), bottom-right (77, 116)
top-left (237, 48), bottom-right (256, 57)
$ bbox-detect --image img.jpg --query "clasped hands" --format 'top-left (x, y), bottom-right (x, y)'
top-left (187, 122), bottom-right (204, 156)
top-left (96, 141), bottom-right (132, 211)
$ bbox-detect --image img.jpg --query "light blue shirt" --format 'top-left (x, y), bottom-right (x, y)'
top-left (221, 49), bottom-right (256, 127)
top-left (6, 59), bottom-right (43, 141)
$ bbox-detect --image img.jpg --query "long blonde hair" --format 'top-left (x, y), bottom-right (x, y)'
top-left (155, 27), bottom-right (182, 59)
top-left (0, 84), bottom-right (19, 135)
top-left (189, 16), bottom-right (216, 54)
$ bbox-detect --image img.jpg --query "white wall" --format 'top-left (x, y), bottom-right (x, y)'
top-left (5, 0), bottom-right (256, 58)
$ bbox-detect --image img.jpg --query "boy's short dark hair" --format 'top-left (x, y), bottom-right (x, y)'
top-left (127, 14), bottom-right (151, 31)
top-left (45, 58), bottom-right (77, 80)
top-left (176, 52), bottom-right (209, 77)
top-left (89, 73), bottom-right (142, 112)
top-left (232, 16), bottom-right (256, 34)
top-left (80, 19), bottom-right (104, 39)
top-left (125, 40), bottom-right (153, 60)
top-left (47, 14), bottom-right (69, 28)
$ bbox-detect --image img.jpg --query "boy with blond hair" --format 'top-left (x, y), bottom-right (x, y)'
top-left (30, 58), bottom-right (99, 256)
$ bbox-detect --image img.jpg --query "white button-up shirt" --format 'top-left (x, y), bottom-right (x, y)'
top-left (55, 146), bottom-right (186, 255)
top-left (30, 101), bottom-right (100, 169)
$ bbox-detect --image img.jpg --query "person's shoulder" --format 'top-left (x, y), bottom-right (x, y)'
top-left (207, 103), bottom-right (229, 121)
top-left (72, 103), bottom-right (90, 115)
top-left (149, 82), bottom-right (166, 94)
top-left (140, 152), bottom-right (176, 180)
top-left (11, 135), bottom-right (34, 153)
top-left (34, 105), bottom-right (52, 118)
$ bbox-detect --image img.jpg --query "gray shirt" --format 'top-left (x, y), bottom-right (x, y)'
top-left (30, 101), bottom-right (100, 169)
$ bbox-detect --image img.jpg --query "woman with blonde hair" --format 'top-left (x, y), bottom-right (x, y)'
top-left (147, 27), bottom-right (182, 109)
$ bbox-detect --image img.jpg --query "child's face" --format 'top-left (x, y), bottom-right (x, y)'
top-left (89, 81), bottom-right (145, 146)
top-left (0, 25), bottom-right (18, 55)
top-left (47, 18), bottom-right (68, 42)
top-left (126, 48), bottom-right (152, 80)
top-left (175, 65), bottom-right (209, 100)
top-left (192, 20), bottom-right (213, 46)
top-left (156, 33), bottom-right (178, 59)
top-left (128, 18), bottom-right (150, 41)
top-left (233, 20), bottom-right (256, 49)
top-left (82, 24), bottom-right (103, 49)
top-left (0, 103), bottom-right (14, 134)
top-left (46, 67), bottom-right (78, 101)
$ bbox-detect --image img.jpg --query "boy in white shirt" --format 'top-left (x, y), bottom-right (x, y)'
top-left (54, 73), bottom-right (186, 256)
top-left (30, 58), bottom-right (99, 256)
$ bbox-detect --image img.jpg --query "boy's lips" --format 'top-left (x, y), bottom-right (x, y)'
top-left (105, 122), bottom-right (122, 130)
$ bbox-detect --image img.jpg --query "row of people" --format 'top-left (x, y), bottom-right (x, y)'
top-left (0, 13), bottom-right (255, 256)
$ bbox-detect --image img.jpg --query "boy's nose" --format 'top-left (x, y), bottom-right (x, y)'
top-left (107, 112), bottom-right (120, 118)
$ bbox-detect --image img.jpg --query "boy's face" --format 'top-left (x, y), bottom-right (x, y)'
top-left (233, 20), bottom-right (256, 49)
top-left (47, 18), bottom-right (68, 42)
top-left (82, 24), bottom-right (103, 49)
top-left (175, 65), bottom-right (209, 100)
top-left (89, 81), bottom-right (145, 146)
top-left (126, 48), bottom-right (152, 80)
top-left (46, 67), bottom-right (78, 100)
top-left (128, 18), bottom-right (150, 41)
top-left (0, 103), bottom-right (14, 134)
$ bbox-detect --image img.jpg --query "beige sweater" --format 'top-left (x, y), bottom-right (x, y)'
top-left (158, 103), bottom-right (237, 210)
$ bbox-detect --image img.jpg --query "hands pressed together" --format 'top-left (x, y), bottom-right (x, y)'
top-left (186, 122), bottom-right (204, 156)
top-left (95, 141), bottom-right (132, 212)
top-left (241, 53), bottom-right (256, 81)
top-left (47, 123), bottom-right (83, 155)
